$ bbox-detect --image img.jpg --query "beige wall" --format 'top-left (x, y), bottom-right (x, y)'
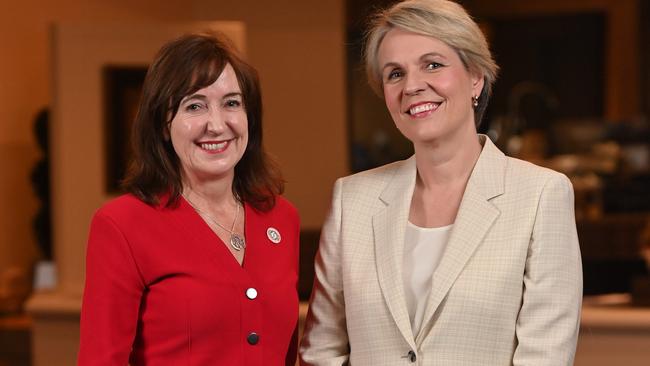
top-left (0, 0), bottom-right (190, 270)
top-left (191, 0), bottom-right (348, 228)
top-left (0, 0), bottom-right (347, 276)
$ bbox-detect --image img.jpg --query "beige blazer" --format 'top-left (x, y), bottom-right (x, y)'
top-left (300, 136), bottom-right (582, 366)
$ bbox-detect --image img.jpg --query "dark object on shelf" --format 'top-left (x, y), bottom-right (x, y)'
top-left (603, 174), bottom-right (650, 213)
top-left (583, 259), bottom-right (648, 295)
top-left (0, 315), bottom-right (31, 366)
top-left (30, 108), bottom-right (52, 260)
top-left (578, 214), bottom-right (650, 295)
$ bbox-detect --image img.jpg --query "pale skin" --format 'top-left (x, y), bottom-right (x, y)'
top-left (167, 63), bottom-right (249, 265)
top-left (377, 28), bottom-right (485, 228)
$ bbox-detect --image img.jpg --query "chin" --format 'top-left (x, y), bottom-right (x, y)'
top-left (402, 127), bottom-right (443, 143)
top-left (192, 165), bottom-right (237, 180)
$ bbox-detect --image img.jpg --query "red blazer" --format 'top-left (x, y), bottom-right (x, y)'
top-left (78, 194), bottom-right (300, 365)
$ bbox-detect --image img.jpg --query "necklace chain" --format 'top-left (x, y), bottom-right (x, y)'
top-left (183, 194), bottom-right (246, 251)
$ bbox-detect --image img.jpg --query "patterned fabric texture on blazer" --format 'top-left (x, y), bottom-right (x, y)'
top-left (300, 135), bottom-right (582, 366)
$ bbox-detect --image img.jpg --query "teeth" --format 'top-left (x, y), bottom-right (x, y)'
top-left (409, 103), bottom-right (437, 115)
top-left (200, 141), bottom-right (228, 151)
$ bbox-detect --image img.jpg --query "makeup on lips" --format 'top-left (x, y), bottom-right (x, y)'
top-left (405, 101), bottom-right (441, 118)
top-left (197, 139), bottom-right (232, 153)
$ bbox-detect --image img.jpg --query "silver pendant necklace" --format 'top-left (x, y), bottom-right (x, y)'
top-left (183, 194), bottom-right (246, 251)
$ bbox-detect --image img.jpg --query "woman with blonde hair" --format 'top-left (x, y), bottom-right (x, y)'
top-left (300, 0), bottom-right (582, 365)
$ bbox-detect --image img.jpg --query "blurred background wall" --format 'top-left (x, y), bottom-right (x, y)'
top-left (0, 0), bottom-right (347, 271)
top-left (0, 0), bottom-right (347, 365)
top-left (1, 0), bottom-right (649, 365)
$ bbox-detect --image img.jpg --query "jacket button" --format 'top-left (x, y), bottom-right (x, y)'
top-left (246, 287), bottom-right (258, 299)
top-left (247, 332), bottom-right (259, 345)
top-left (407, 350), bottom-right (416, 362)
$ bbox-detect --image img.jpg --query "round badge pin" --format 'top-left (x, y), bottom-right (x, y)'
top-left (267, 227), bottom-right (281, 244)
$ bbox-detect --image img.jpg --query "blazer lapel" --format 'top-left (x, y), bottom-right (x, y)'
top-left (373, 156), bottom-right (418, 349)
top-left (416, 136), bottom-right (506, 345)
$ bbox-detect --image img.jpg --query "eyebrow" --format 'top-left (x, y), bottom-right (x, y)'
top-left (381, 62), bottom-right (402, 73)
top-left (180, 91), bottom-right (243, 104)
top-left (180, 94), bottom-right (207, 104)
top-left (223, 92), bottom-right (243, 99)
top-left (381, 52), bottom-right (448, 73)
top-left (420, 52), bottom-right (447, 60)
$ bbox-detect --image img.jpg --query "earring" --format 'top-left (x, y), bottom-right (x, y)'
top-left (472, 95), bottom-right (479, 108)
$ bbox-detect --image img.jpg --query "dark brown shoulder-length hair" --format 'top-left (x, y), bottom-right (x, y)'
top-left (122, 32), bottom-right (284, 211)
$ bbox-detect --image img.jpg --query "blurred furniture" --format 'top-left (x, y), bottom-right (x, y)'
top-left (0, 315), bottom-right (30, 366)
top-left (575, 294), bottom-right (650, 366)
top-left (578, 213), bottom-right (650, 295)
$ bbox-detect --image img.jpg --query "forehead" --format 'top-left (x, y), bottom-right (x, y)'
top-left (191, 63), bottom-right (241, 95)
top-left (377, 28), bottom-right (457, 65)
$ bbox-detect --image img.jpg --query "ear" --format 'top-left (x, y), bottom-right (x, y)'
top-left (470, 70), bottom-right (485, 98)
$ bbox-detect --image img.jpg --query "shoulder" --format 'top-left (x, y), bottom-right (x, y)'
top-left (497, 156), bottom-right (574, 210)
top-left (338, 158), bottom-right (412, 194)
top-left (272, 195), bottom-right (299, 218)
top-left (254, 195), bottom-right (300, 225)
top-left (505, 156), bottom-right (572, 190)
top-left (251, 196), bottom-right (300, 242)
top-left (479, 135), bottom-right (570, 191)
top-left (343, 158), bottom-right (409, 183)
top-left (93, 194), bottom-right (162, 226)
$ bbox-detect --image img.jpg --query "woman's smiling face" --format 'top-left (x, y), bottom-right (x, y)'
top-left (168, 63), bottom-right (248, 183)
top-left (378, 28), bottom-right (483, 146)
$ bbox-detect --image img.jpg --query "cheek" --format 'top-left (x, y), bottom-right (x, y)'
top-left (170, 117), bottom-right (197, 140)
top-left (383, 88), bottom-right (401, 115)
top-left (169, 119), bottom-right (201, 158)
top-left (442, 72), bottom-right (473, 99)
top-left (235, 114), bottom-right (249, 137)
top-left (435, 77), bottom-right (457, 96)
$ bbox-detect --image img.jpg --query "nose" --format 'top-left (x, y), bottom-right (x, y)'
top-left (403, 72), bottom-right (426, 96)
top-left (205, 108), bottom-right (226, 134)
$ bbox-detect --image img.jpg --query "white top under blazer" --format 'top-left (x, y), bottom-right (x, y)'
top-left (403, 222), bottom-right (452, 337)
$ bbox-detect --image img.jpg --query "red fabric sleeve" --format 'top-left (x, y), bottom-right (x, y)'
top-left (78, 212), bottom-right (145, 366)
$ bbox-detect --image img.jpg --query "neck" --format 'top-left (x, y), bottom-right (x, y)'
top-left (413, 131), bottom-right (482, 189)
top-left (182, 172), bottom-right (239, 213)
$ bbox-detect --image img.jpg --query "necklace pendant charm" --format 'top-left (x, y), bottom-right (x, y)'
top-left (230, 234), bottom-right (246, 251)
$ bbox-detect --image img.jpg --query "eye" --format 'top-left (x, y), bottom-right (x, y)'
top-left (225, 99), bottom-right (242, 108)
top-left (386, 69), bottom-right (403, 81)
top-left (425, 62), bottom-right (443, 70)
top-left (185, 103), bottom-right (204, 112)
top-left (224, 95), bottom-right (244, 110)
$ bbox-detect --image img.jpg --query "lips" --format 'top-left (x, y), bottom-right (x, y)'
top-left (405, 102), bottom-right (441, 116)
top-left (196, 139), bottom-right (231, 153)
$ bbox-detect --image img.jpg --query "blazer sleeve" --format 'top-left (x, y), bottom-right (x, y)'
top-left (513, 173), bottom-right (583, 366)
top-left (78, 212), bottom-right (145, 366)
top-left (299, 178), bottom-right (350, 365)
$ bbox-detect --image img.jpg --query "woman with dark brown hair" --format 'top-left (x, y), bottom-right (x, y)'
top-left (78, 33), bottom-right (300, 365)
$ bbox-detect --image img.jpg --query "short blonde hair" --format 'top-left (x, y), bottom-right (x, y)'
top-left (364, 0), bottom-right (499, 126)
